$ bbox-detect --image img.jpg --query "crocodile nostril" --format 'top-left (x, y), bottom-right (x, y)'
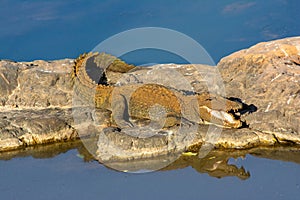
top-left (85, 55), bottom-right (108, 85)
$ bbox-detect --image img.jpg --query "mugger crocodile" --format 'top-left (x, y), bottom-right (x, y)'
top-left (72, 52), bottom-right (244, 129)
top-left (1, 37), bottom-right (300, 172)
top-left (71, 52), bottom-right (249, 168)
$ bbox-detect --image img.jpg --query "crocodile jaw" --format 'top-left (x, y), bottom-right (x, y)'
top-left (200, 106), bottom-right (242, 128)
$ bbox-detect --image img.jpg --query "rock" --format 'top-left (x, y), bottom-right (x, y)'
top-left (2, 59), bottom-right (74, 108)
top-left (0, 36), bottom-right (300, 157)
top-left (0, 59), bottom-right (78, 151)
top-left (0, 107), bottom-right (77, 151)
top-left (218, 37), bottom-right (300, 136)
top-left (0, 61), bottom-right (18, 106)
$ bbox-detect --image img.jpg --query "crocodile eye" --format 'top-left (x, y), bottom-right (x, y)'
top-left (85, 55), bottom-right (108, 85)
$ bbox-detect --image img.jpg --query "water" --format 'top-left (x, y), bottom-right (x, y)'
top-left (0, 142), bottom-right (300, 200)
top-left (1, 0), bottom-right (300, 199)
top-left (1, 0), bottom-right (299, 64)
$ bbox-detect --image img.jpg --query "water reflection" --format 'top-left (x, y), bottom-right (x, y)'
top-left (163, 150), bottom-right (250, 180)
top-left (1, 140), bottom-right (299, 180)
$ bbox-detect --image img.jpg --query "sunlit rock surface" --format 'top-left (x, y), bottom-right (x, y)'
top-left (0, 59), bottom-right (77, 151)
top-left (0, 37), bottom-right (299, 157)
top-left (218, 37), bottom-right (300, 140)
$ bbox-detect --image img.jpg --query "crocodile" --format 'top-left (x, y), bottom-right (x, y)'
top-left (72, 52), bottom-right (244, 129)
top-left (1, 37), bottom-right (300, 172)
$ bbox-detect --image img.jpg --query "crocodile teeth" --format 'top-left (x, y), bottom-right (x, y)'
top-left (210, 110), bottom-right (236, 124)
top-left (201, 106), bottom-right (241, 128)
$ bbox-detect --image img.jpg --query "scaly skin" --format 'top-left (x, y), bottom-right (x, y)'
top-left (72, 52), bottom-right (243, 128)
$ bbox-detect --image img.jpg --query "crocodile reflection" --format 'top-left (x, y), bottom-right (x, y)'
top-left (162, 150), bottom-right (250, 180)
top-left (1, 140), bottom-right (299, 180)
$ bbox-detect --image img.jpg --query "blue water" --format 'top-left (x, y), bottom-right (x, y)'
top-left (1, 0), bottom-right (299, 64)
top-left (0, 148), bottom-right (300, 200)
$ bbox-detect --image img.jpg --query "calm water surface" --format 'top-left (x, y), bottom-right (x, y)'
top-left (0, 142), bottom-right (300, 200)
top-left (1, 0), bottom-right (300, 64)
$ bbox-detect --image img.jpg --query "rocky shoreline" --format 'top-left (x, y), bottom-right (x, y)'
top-left (0, 37), bottom-right (299, 155)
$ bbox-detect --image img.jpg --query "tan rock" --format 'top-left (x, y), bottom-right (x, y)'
top-left (0, 37), bottom-right (300, 156)
top-left (0, 59), bottom-right (77, 151)
top-left (218, 37), bottom-right (300, 136)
